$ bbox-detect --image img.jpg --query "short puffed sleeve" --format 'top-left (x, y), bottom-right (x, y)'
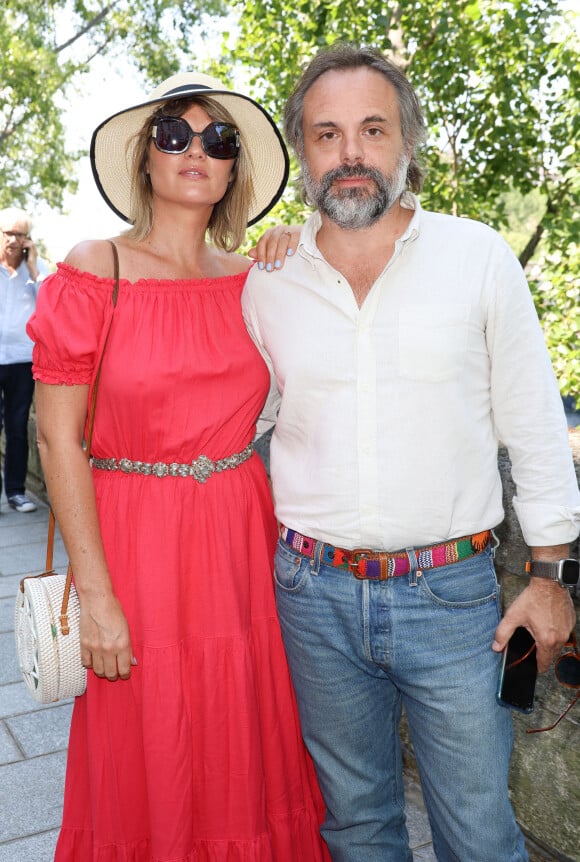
top-left (26, 263), bottom-right (115, 385)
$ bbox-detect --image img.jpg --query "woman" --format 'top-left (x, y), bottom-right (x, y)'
top-left (27, 72), bottom-right (329, 862)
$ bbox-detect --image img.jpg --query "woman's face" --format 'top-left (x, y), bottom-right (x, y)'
top-left (147, 103), bottom-right (236, 215)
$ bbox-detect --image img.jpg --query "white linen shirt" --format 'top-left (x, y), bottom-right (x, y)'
top-left (242, 195), bottom-right (580, 551)
top-left (0, 259), bottom-right (47, 364)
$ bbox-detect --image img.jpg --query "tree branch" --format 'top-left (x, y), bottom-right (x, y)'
top-left (518, 197), bottom-right (557, 269)
top-left (0, 107), bottom-right (28, 147)
top-left (54, 1), bottom-right (120, 54)
top-left (84, 33), bottom-right (117, 65)
top-left (519, 221), bottom-right (545, 269)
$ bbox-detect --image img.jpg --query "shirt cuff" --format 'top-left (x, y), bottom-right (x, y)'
top-left (512, 497), bottom-right (580, 547)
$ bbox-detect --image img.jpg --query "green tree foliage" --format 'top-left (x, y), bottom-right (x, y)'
top-left (2, 1), bottom-right (577, 395)
top-left (229, 0), bottom-right (580, 397)
top-left (0, 0), bottom-right (226, 210)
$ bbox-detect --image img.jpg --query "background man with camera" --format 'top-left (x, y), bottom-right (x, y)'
top-left (0, 207), bottom-right (48, 513)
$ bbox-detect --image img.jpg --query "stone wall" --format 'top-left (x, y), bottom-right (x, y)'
top-left (493, 431), bottom-right (579, 861)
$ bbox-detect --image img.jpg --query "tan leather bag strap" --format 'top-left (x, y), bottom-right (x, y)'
top-left (43, 241), bottom-right (120, 634)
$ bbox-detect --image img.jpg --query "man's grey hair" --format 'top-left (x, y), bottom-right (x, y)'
top-left (284, 43), bottom-right (426, 193)
top-left (0, 207), bottom-right (32, 233)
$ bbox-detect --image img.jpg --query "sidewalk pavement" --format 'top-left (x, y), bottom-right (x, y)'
top-left (0, 490), bottom-right (438, 860)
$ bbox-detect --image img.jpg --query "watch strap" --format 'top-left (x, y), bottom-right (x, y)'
top-left (525, 560), bottom-right (561, 581)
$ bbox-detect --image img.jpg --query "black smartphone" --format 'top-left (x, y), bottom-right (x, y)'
top-left (497, 626), bottom-right (537, 713)
top-left (22, 247), bottom-right (28, 260)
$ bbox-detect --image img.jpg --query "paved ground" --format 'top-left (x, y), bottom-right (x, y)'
top-left (0, 491), bottom-right (439, 860)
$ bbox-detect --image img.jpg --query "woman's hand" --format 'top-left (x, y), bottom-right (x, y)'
top-left (80, 590), bottom-right (135, 681)
top-left (35, 382), bottom-right (136, 682)
top-left (247, 225), bottom-right (301, 271)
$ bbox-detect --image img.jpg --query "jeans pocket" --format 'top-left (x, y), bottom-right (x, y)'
top-left (419, 550), bottom-right (499, 608)
top-left (274, 540), bottom-right (311, 593)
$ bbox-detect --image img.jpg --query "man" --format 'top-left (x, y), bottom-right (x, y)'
top-left (0, 207), bottom-right (48, 512)
top-left (243, 45), bottom-right (580, 861)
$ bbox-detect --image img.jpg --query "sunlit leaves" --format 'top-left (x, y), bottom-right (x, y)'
top-left (0, 0), bottom-right (226, 209)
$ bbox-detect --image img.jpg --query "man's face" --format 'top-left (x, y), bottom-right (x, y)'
top-left (300, 68), bottom-right (410, 229)
top-left (0, 218), bottom-right (29, 262)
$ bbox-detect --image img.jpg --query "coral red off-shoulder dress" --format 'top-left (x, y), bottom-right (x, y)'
top-left (27, 264), bottom-right (328, 862)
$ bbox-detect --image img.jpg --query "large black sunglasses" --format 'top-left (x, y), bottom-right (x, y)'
top-left (527, 631), bottom-right (580, 734)
top-left (151, 117), bottom-right (240, 159)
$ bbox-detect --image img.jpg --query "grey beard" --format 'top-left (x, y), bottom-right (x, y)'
top-left (301, 155), bottom-right (409, 230)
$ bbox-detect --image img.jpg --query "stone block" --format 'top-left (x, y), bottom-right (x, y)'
top-left (0, 631), bottom-right (21, 685)
top-left (6, 702), bottom-right (72, 758)
top-left (0, 682), bottom-right (58, 721)
top-left (0, 830), bottom-right (59, 862)
top-left (0, 720), bottom-right (22, 765)
top-left (0, 752), bottom-right (65, 841)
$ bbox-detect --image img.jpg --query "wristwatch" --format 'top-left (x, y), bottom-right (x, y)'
top-left (525, 559), bottom-right (580, 589)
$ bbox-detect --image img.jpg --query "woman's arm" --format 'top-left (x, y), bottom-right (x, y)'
top-left (35, 381), bottom-right (134, 681)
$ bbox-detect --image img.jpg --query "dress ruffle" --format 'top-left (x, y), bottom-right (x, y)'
top-left (56, 804), bottom-right (326, 862)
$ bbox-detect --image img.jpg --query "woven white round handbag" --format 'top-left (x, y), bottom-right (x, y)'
top-left (14, 572), bottom-right (86, 703)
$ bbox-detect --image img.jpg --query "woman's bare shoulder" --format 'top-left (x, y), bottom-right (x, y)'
top-left (64, 238), bottom-right (122, 278)
top-left (214, 248), bottom-right (252, 276)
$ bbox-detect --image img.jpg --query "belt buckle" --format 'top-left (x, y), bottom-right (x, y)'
top-left (348, 548), bottom-right (377, 579)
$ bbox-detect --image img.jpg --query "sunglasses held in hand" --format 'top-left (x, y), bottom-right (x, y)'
top-left (152, 117), bottom-right (240, 159)
top-left (527, 632), bottom-right (580, 734)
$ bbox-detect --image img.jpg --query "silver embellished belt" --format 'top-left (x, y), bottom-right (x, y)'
top-left (90, 443), bottom-right (254, 484)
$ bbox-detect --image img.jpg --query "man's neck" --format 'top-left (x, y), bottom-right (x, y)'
top-left (315, 200), bottom-right (413, 307)
top-left (0, 253), bottom-right (19, 274)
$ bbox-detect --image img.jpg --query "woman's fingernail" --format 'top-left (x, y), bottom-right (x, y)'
top-left (266, 263), bottom-right (273, 272)
top-left (286, 248), bottom-right (294, 256)
top-left (274, 260), bottom-right (282, 269)
top-left (132, 656), bottom-right (138, 665)
top-left (258, 261), bottom-right (264, 270)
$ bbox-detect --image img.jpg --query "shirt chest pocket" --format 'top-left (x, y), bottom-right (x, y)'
top-left (398, 305), bottom-right (470, 382)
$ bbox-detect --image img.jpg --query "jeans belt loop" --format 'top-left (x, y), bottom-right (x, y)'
top-left (407, 550), bottom-right (420, 587)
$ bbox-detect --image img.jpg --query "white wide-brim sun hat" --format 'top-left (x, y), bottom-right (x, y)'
top-left (90, 71), bottom-right (289, 226)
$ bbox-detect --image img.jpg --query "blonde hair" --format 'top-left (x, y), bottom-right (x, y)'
top-left (125, 96), bottom-right (254, 252)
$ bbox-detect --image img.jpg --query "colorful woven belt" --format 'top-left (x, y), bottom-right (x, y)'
top-left (279, 525), bottom-right (491, 580)
top-left (91, 443), bottom-right (253, 484)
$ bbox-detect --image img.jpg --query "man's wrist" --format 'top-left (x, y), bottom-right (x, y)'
top-left (530, 544), bottom-right (570, 562)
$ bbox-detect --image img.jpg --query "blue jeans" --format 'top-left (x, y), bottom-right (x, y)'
top-left (274, 538), bottom-right (528, 862)
top-left (0, 362), bottom-right (34, 498)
